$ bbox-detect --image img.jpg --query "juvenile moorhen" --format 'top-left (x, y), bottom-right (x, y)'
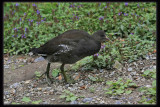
top-left (31, 29), bottom-right (108, 85)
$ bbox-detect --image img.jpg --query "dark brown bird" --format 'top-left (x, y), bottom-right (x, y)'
top-left (31, 29), bottom-right (108, 85)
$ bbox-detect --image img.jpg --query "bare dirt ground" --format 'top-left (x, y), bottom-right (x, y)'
top-left (3, 54), bottom-right (156, 104)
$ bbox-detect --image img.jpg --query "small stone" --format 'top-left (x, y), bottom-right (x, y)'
top-left (110, 96), bottom-right (119, 100)
top-left (7, 60), bottom-right (12, 64)
top-left (79, 82), bottom-right (84, 86)
top-left (128, 67), bottom-right (133, 72)
top-left (10, 83), bottom-right (20, 88)
top-left (4, 65), bottom-right (9, 69)
top-left (129, 97), bottom-right (133, 100)
top-left (25, 80), bottom-right (31, 84)
top-left (152, 57), bottom-right (156, 60)
top-left (51, 98), bottom-right (55, 101)
top-left (4, 91), bottom-right (9, 95)
top-left (82, 98), bottom-right (93, 103)
top-left (153, 66), bottom-right (156, 69)
top-left (34, 56), bottom-right (45, 62)
top-left (130, 72), bottom-right (136, 75)
top-left (96, 98), bottom-right (101, 101)
top-left (4, 101), bottom-right (11, 104)
top-left (65, 84), bottom-right (69, 87)
top-left (10, 88), bottom-right (16, 94)
top-left (115, 100), bottom-right (121, 104)
top-left (146, 85), bottom-right (152, 88)
top-left (37, 88), bottom-right (42, 91)
top-left (42, 101), bottom-right (48, 104)
top-left (145, 55), bottom-right (150, 60)
top-left (70, 100), bottom-right (78, 104)
top-left (99, 69), bottom-right (104, 73)
top-left (26, 93), bottom-right (30, 97)
top-left (100, 100), bottom-right (105, 104)
top-left (23, 59), bottom-right (27, 63)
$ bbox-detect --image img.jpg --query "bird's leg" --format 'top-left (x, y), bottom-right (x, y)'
top-left (39, 62), bottom-right (53, 85)
top-left (60, 63), bottom-right (68, 83)
top-left (60, 63), bottom-right (75, 84)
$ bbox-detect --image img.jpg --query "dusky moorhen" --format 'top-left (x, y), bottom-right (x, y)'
top-left (31, 29), bottom-right (108, 84)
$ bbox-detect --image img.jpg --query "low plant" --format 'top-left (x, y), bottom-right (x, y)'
top-left (105, 78), bottom-right (137, 96)
top-left (51, 69), bottom-right (60, 78)
top-left (138, 69), bottom-right (156, 104)
top-left (12, 96), bottom-right (42, 104)
top-left (59, 90), bottom-right (78, 102)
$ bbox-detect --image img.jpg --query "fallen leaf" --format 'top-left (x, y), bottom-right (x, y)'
top-left (153, 49), bottom-right (156, 53)
top-left (74, 73), bottom-right (81, 80)
top-left (58, 75), bottom-right (62, 80)
top-left (79, 85), bottom-right (87, 90)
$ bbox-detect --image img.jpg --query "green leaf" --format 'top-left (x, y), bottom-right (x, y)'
top-left (152, 73), bottom-right (156, 79)
top-left (52, 69), bottom-right (59, 78)
top-left (152, 80), bottom-right (156, 87)
top-left (105, 90), bottom-right (113, 94)
top-left (70, 96), bottom-right (77, 101)
top-left (59, 95), bottom-right (66, 99)
top-left (116, 89), bottom-right (124, 94)
top-left (125, 90), bottom-right (132, 94)
top-left (143, 70), bottom-right (151, 76)
top-left (31, 100), bottom-right (42, 104)
top-left (21, 96), bottom-right (31, 103)
top-left (64, 90), bottom-right (70, 94)
top-left (88, 75), bottom-right (97, 81)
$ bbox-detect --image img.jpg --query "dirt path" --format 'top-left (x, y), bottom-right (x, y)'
top-left (3, 54), bottom-right (156, 104)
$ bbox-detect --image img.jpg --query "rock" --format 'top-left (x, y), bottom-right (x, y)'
top-left (129, 97), bottom-right (133, 100)
top-left (115, 100), bottom-right (121, 104)
top-left (153, 66), bottom-right (156, 69)
top-left (128, 67), bottom-right (133, 72)
top-left (70, 100), bottom-right (78, 104)
top-left (146, 85), bottom-right (152, 88)
top-left (99, 69), bottom-right (104, 73)
top-left (10, 83), bottom-right (20, 88)
top-left (151, 57), bottom-right (156, 60)
top-left (34, 57), bottom-right (45, 62)
top-left (10, 88), bottom-right (16, 94)
top-left (7, 60), bottom-right (12, 64)
top-left (110, 96), bottom-right (119, 100)
top-left (100, 100), bottom-right (105, 104)
top-left (4, 101), bottom-right (11, 104)
top-left (145, 55), bottom-right (150, 60)
top-left (37, 88), bottom-right (42, 91)
top-left (24, 80), bottom-right (31, 84)
top-left (82, 98), bottom-right (93, 103)
top-left (42, 101), bottom-right (48, 104)
top-left (4, 91), bottom-right (9, 95)
top-left (130, 72), bottom-right (137, 75)
top-left (4, 65), bottom-right (9, 69)
top-left (51, 98), bottom-right (55, 101)
top-left (113, 61), bottom-right (123, 71)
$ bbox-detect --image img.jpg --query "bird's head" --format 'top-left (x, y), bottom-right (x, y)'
top-left (92, 30), bottom-right (110, 43)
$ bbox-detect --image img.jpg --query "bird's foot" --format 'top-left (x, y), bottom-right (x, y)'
top-left (45, 75), bottom-right (53, 86)
top-left (39, 72), bottom-right (53, 86)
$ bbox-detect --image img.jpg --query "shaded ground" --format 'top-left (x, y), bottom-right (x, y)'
top-left (3, 54), bottom-right (156, 104)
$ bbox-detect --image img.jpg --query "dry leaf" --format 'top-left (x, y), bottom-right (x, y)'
top-left (74, 73), bottom-right (81, 80)
top-left (58, 75), bottom-right (62, 80)
top-left (153, 49), bottom-right (156, 53)
top-left (79, 85), bottom-right (87, 90)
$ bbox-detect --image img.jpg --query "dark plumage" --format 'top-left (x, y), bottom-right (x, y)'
top-left (31, 29), bottom-right (108, 84)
